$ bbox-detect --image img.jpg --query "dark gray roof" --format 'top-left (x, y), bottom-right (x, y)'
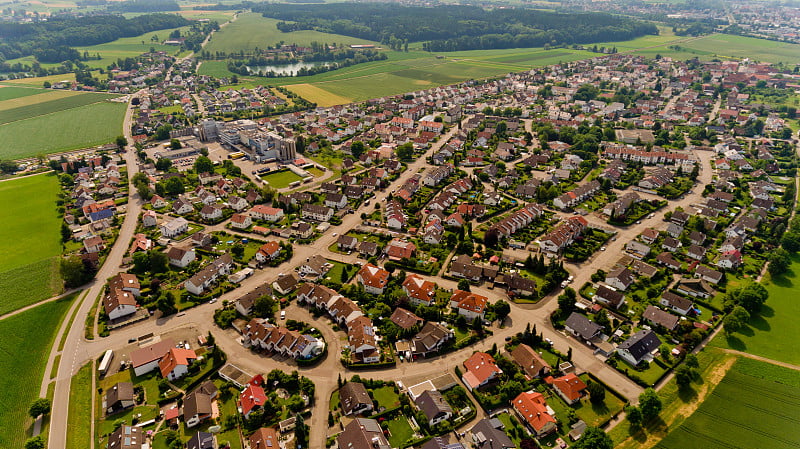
top-left (617, 329), bottom-right (661, 362)
top-left (565, 312), bottom-right (603, 340)
top-left (186, 431), bottom-right (215, 449)
top-left (470, 418), bottom-right (515, 449)
top-left (642, 305), bottom-right (680, 329)
top-left (415, 390), bottom-right (453, 422)
top-left (339, 382), bottom-right (372, 416)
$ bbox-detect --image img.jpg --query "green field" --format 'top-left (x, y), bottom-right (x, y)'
top-left (0, 91), bottom-right (118, 125)
top-left (678, 34), bottom-right (800, 64)
top-left (710, 255), bottom-right (800, 365)
top-left (260, 169), bottom-right (303, 188)
top-left (0, 174), bottom-right (63, 315)
top-left (0, 85), bottom-right (48, 101)
top-left (0, 100), bottom-right (126, 159)
top-left (65, 362), bottom-right (93, 449)
top-left (0, 295), bottom-right (76, 449)
top-left (71, 24), bottom-right (192, 69)
top-left (655, 357), bottom-right (800, 449)
top-left (204, 13), bottom-right (378, 54)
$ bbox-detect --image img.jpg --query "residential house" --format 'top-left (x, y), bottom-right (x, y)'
top-left (616, 329), bottom-right (662, 366)
top-left (402, 274), bottom-right (436, 306)
top-left (389, 308), bottom-right (423, 330)
top-left (248, 427), bottom-right (279, 449)
top-left (167, 246), bottom-right (196, 268)
top-left (385, 239), bottom-right (416, 261)
top-left (254, 241), bottom-right (282, 263)
top-left (160, 217), bottom-right (189, 238)
top-left (512, 391), bottom-right (557, 437)
top-left (185, 254), bottom-right (233, 295)
top-left (449, 290), bottom-right (488, 321)
top-left (642, 305), bottom-right (680, 330)
top-left (676, 278), bottom-right (714, 298)
top-left (605, 267), bottom-right (635, 291)
top-left (594, 285), bottom-right (625, 309)
top-left (298, 255), bottom-right (331, 280)
top-left (695, 265), bottom-right (723, 285)
top-left (356, 263), bottom-right (391, 295)
top-left (107, 425), bottom-right (143, 449)
top-left (249, 205), bottom-right (284, 222)
top-left (660, 291), bottom-right (694, 316)
top-left (301, 204), bottom-right (334, 222)
top-left (186, 432), bottom-right (216, 449)
top-left (272, 273), bottom-right (300, 295)
top-left (230, 213), bottom-right (252, 229)
top-left (411, 322), bottom-right (454, 356)
top-left (130, 339), bottom-right (175, 376)
top-left (552, 373), bottom-right (587, 405)
top-left (564, 312), bottom-right (603, 343)
top-left (158, 347), bottom-right (197, 381)
top-left (348, 316), bottom-right (380, 364)
top-left (103, 289), bottom-right (138, 321)
top-left (510, 343), bottom-right (551, 379)
top-left (469, 418), bottom-right (515, 449)
top-left (415, 390), bottom-right (453, 427)
top-left (462, 352), bottom-right (502, 390)
top-left (104, 382), bottom-right (134, 415)
top-left (238, 381), bottom-right (268, 419)
top-left (336, 418), bottom-right (392, 449)
top-left (339, 382), bottom-right (374, 416)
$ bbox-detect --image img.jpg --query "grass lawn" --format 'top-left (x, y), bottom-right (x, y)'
top-left (324, 260), bottom-right (354, 284)
top-left (372, 386), bottom-right (400, 410)
top-left (204, 13), bottom-right (378, 54)
top-left (709, 254), bottom-right (800, 365)
top-left (66, 362), bottom-right (93, 449)
top-left (0, 100), bottom-right (126, 159)
top-left (0, 173), bottom-right (63, 314)
top-left (0, 295), bottom-right (75, 449)
top-left (260, 169), bottom-right (303, 189)
top-left (678, 33), bottom-right (800, 64)
top-left (495, 412), bottom-right (524, 446)
top-left (572, 375), bottom-right (626, 427)
top-left (655, 357), bottom-right (800, 449)
top-left (385, 414), bottom-right (414, 447)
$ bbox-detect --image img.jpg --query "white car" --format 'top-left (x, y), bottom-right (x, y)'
top-left (545, 338), bottom-right (553, 346)
top-left (280, 310), bottom-right (286, 320)
top-left (332, 232), bottom-right (338, 236)
top-left (600, 246), bottom-right (606, 251)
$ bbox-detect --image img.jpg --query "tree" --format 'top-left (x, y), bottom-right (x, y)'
top-left (253, 295), bottom-right (276, 319)
top-left (350, 140), bottom-right (365, 159)
top-left (626, 405), bottom-right (643, 427)
top-left (231, 243), bottom-right (245, 259)
top-left (155, 158), bottom-right (172, 171)
top-left (557, 291), bottom-right (576, 316)
top-left (457, 279), bottom-right (471, 291)
top-left (156, 291), bottom-right (178, 316)
top-left (494, 300), bottom-right (511, 322)
top-left (727, 282), bottom-right (768, 314)
top-left (155, 124), bottom-right (173, 141)
top-left (781, 231), bottom-right (800, 252)
top-left (24, 436), bottom-right (46, 449)
top-left (28, 398), bottom-right (51, 417)
top-left (0, 160), bottom-right (18, 173)
top-left (638, 388), bottom-right (662, 422)
top-left (193, 155), bottom-right (214, 174)
top-left (675, 365), bottom-right (695, 389)
top-left (294, 413), bottom-right (309, 448)
top-left (483, 228), bottom-right (499, 248)
top-left (572, 426), bottom-right (613, 449)
top-left (115, 135), bottom-right (128, 150)
top-left (61, 256), bottom-right (94, 288)
top-left (586, 381), bottom-right (605, 405)
top-left (396, 142), bottom-right (414, 160)
top-left (163, 176), bottom-right (185, 195)
top-left (768, 248), bottom-right (791, 277)
top-left (685, 353), bottom-right (699, 368)
top-left (149, 251), bottom-right (169, 273)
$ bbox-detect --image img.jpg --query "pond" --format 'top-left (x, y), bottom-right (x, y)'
top-left (247, 61), bottom-right (332, 76)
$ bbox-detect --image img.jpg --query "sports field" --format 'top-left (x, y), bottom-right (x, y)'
top-left (0, 174), bottom-right (63, 315)
top-left (203, 13), bottom-right (378, 54)
top-left (710, 255), bottom-right (800, 365)
top-left (655, 357), bottom-right (800, 449)
top-left (261, 169), bottom-right (303, 188)
top-left (0, 294), bottom-right (76, 449)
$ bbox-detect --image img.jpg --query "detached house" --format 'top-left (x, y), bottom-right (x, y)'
top-left (462, 352), bottom-right (502, 390)
top-left (356, 263), bottom-right (390, 295)
top-left (551, 373), bottom-right (587, 405)
top-left (402, 274), bottom-right (436, 306)
top-left (510, 343), bottom-right (551, 379)
top-left (449, 290), bottom-right (488, 320)
top-left (512, 391), bottom-right (557, 437)
top-left (616, 329), bottom-right (661, 366)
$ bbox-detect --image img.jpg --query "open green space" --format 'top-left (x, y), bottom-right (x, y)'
top-left (0, 295), bottom-right (75, 449)
top-left (0, 100), bottom-right (126, 159)
top-left (260, 169), bottom-right (303, 188)
top-left (0, 173), bottom-right (63, 314)
top-left (710, 254), bottom-right (800, 365)
top-left (204, 13), bottom-right (378, 54)
top-left (65, 362), bottom-right (93, 449)
top-left (678, 34), bottom-right (800, 64)
top-left (1, 73), bottom-right (77, 87)
top-left (74, 25), bottom-right (192, 69)
top-left (0, 85), bottom-right (48, 101)
top-left (0, 91), bottom-right (118, 125)
top-left (655, 357), bottom-right (800, 449)
top-left (385, 414), bottom-right (414, 447)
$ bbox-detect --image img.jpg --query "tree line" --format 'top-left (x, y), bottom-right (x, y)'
top-left (252, 3), bottom-right (658, 52)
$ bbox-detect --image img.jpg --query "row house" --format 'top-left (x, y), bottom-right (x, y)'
top-left (241, 319), bottom-right (324, 359)
top-left (488, 203), bottom-right (545, 238)
top-left (552, 180), bottom-right (600, 210)
top-left (185, 254), bottom-right (234, 295)
top-left (539, 216), bottom-right (588, 253)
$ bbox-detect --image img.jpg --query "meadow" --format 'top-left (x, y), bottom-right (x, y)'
top-left (203, 13), bottom-right (378, 54)
top-left (74, 25), bottom-right (192, 69)
top-left (0, 173), bottom-right (63, 315)
top-left (0, 100), bottom-right (126, 159)
top-left (655, 357), bottom-right (800, 449)
top-left (710, 254), bottom-right (800, 365)
top-left (0, 294), bottom-right (76, 449)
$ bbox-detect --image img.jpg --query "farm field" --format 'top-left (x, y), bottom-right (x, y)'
top-left (0, 85), bottom-right (51, 101)
top-left (0, 72), bottom-right (77, 87)
top-left (203, 13), bottom-right (378, 54)
top-left (655, 357), bottom-right (800, 449)
top-left (0, 173), bottom-right (63, 315)
top-left (709, 254), bottom-right (800, 365)
top-left (74, 25), bottom-right (192, 69)
top-left (0, 294), bottom-right (76, 449)
top-left (678, 34), bottom-right (800, 64)
top-left (0, 100), bottom-right (126, 159)
top-left (0, 90), bottom-right (119, 125)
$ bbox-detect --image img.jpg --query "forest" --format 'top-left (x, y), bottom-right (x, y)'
top-left (253, 3), bottom-right (658, 52)
top-left (0, 13), bottom-right (189, 62)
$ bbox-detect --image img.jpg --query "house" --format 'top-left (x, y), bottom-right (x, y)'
top-left (130, 339), bottom-right (175, 376)
top-left (254, 241), bottom-right (281, 263)
top-left (336, 418), bottom-right (391, 449)
top-left (348, 315), bottom-right (380, 364)
top-left (158, 347), bottom-right (197, 380)
top-left (298, 255), bottom-right (332, 279)
top-left (676, 278), bottom-right (715, 298)
top-left (182, 381), bottom-right (218, 428)
top-left (625, 240), bottom-right (651, 259)
top-left (390, 308), bottom-right (423, 330)
top-left (695, 265), bottom-right (723, 285)
top-left (160, 217), bottom-right (189, 238)
top-left (325, 193), bottom-right (348, 209)
top-left (356, 263), bottom-right (390, 294)
top-left (191, 232), bottom-right (212, 248)
top-left (512, 391), bottom-right (557, 437)
top-left (402, 274), bottom-right (436, 306)
top-left (249, 205), bottom-right (284, 222)
top-left (415, 390), bottom-right (453, 427)
top-left (238, 382), bottom-right (268, 419)
top-left (717, 250), bottom-right (742, 270)
top-left (469, 418), bottom-right (515, 449)
top-left (167, 246), bottom-right (196, 268)
top-left (551, 373), bottom-right (587, 405)
top-left (411, 321), bottom-right (454, 356)
top-left (339, 382), bottom-right (374, 416)
top-left (449, 290), bottom-right (488, 320)
top-left (185, 254), bottom-right (234, 295)
top-left (234, 284), bottom-right (273, 316)
top-left (104, 382), bottom-right (134, 415)
top-left (227, 196), bottom-right (249, 212)
top-left (656, 252), bottom-right (682, 271)
top-left (200, 204), bottom-right (223, 221)
top-left (564, 312), bottom-right (603, 343)
top-left (301, 204), bottom-right (334, 222)
top-left (422, 437), bottom-right (465, 449)
top-left (107, 425), bottom-right (143, 449)
top-left (84, 236), bottom-right (104, 253)
top-left (662, 236), bottom-right (681, 252)
top-left (358, 241), bottom-right (379, 258)
top-left (605, 267), bottom-right (635, 291)
top-left (510, 343), bottom-right (551, 379)
top-left (642, 305), bottom-right (680, 330)
top-left (594, 285), bottom-right (625, 309)
top-left (385, 239), bottom-right (416, 261)
top-left (173, 197), bottom-right (194, 215)
top-left (505, 274), bottom-right (538, 297)
top-left (616, 329), bottom-right (662, 366)
top-left (660, 291), bottom-right (694, 316)
top-left (687, 244), bottom-right (706, 261)
top-left (103, 289), bottom-right (138, 321)
top-left (337, 235), bottom-right (359, 251)
top-left (630, 260), bottom-right (658, 279)
top-left (462, 352), bottom-right (502, 390)
top-left (142, 210), bottom-right (158, 227)
top-left (248, 427), bottom-right (279, 449)
top-left (640, 228), bottom-right (659, 244)
top-left (272, 273), bottom-right (300, 295)
top-left (186, 432), bottom-right (216, 449)
top-left (230, 213), bottom-right (252, 229)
